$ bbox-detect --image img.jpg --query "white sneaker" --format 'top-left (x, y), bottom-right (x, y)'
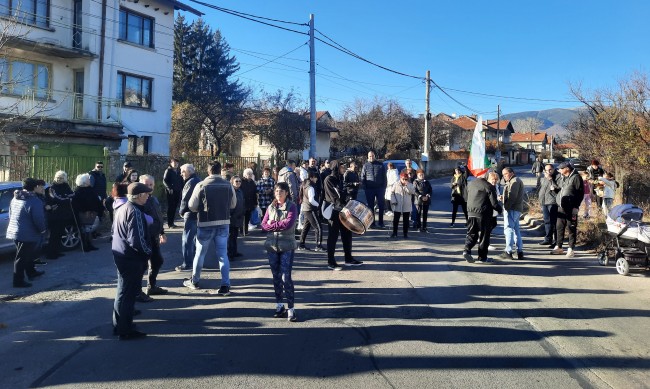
top-left (488, 245), bottom-right (496, 251)
top-left (566, 248), bottom-right (575, 258)
top-left (550, 246), bottom-right (565, 255)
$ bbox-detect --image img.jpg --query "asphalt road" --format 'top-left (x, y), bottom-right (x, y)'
top-left (1, 165), bottom-right (649, 388)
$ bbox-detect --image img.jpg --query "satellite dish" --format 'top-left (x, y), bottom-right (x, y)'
top-left (451, 113), bottom-right (457, 118)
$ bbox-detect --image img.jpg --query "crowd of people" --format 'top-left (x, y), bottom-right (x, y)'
top-left (5, 153), bottom-right (615, 340)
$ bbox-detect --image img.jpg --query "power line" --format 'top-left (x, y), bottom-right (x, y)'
top-left (188, 0), bottom-right (309, 35)
top-left (314, 29), bottom-right (422, 80)
top-left (188, 2), bottom-right (308, 26)
top-left (237, 42), bottom-right (308, 76)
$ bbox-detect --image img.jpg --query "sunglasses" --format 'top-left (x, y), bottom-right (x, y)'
top-left (96, 166), bottom-right (103, 169)
top-left (234, 180), bottom-right (242, 183)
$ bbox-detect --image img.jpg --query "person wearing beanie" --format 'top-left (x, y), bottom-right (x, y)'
top-left (111, 182), bottom-right (152, 340)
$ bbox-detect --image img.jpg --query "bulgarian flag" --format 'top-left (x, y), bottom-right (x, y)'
top-left (467, 116), bottom-right (491, 177)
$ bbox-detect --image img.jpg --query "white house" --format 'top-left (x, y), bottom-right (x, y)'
top-left (234, 110), bottom-right (338, 161)
top-left (0, 0), bottom-right (201, 158)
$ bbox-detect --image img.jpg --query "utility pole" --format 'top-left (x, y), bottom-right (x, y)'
top-left (423, 70), bottom-right (431, 171)
top-left (495, 104), bottom-right (501, 161)
top-left (308, 14), bottom-right (317, 159)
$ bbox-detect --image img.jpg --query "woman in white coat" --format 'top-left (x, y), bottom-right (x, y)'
top-left (384, 162), bottom-right (399, 217)
top-left (390, 172), bottom-right (415, 239)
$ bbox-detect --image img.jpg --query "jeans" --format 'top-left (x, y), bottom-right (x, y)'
top-left (267, 250), bottom-right (295, 309)
top-left (365, 187), bottom-right (384, 225)
top-left (113, 256), bottom-right (146, 335)
top-left (542, 204), bottom-right (558, 243)
top-left (503, 209), bottom-right (523, 253)
top-left (191, 225), bottom-right (230, 286)
top-left (181, 217), bottom-right (197, 268)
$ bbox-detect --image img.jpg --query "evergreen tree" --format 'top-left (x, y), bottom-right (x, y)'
top-left (172, 17), bottom-right (249, 157)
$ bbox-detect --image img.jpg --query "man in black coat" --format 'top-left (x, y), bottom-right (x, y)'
top-left (88, 161), bottom-right (107, 201)
top-left (163, 158), bottom-right (183, 228)
top-left (551, 162), bottom-right (584, 258)
top-left (360, 151), bottom-right (386, 228)
top-left (463, 171), bottom-right (502, 263)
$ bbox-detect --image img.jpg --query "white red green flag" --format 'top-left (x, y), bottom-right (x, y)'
top-left (467, 116), bottom-right (491, 177)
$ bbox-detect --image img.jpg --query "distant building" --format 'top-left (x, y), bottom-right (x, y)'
top-left (232, 110), bottom-right (338, 161)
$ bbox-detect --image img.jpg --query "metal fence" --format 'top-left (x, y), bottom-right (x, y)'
top-left (0, 154), bottom-right (271, 188)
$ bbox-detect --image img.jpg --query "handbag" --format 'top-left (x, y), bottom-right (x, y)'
top-left (321, 202), bottom-right (333, 220)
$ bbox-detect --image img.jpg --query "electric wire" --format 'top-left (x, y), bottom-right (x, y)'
top-left (188, 1), bottom-right (308, 26)
top-left (188, 0), bottom-right (309, 35)
top-left (235, 42), bottom-right (308, 76)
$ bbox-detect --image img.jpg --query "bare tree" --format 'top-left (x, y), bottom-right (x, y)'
top-left (335, 97), bottom-right (420, 158)
top-left (246, 90), bottom-right (309, 159)
top-left (512, 117), bottom-right (544, 150)
top-left (0, 15), bottom-right (57, 143)
top-left (567, 72), bottom-right (650, 202)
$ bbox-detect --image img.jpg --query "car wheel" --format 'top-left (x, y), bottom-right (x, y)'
top-left (61, 224), bottom-right (80, 249)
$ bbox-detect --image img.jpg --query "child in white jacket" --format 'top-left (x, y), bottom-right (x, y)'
top-left (598, 173), bottom-right (616, 218)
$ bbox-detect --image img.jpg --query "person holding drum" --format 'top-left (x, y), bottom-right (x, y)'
top-left (390, 172), bottom-right (416, 239)
top-left (261, 182), bottom-right (299, 322)
top-left (324, 160), bottom-right (363, 270)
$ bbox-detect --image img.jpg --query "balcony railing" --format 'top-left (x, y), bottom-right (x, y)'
top-left (0, 88), bottom-right (121, 124)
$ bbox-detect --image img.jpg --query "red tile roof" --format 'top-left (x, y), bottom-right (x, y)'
top-left (555, 143), bottom-right (578, 150)
top-left (486, 120), bottom-right (512, 131)
top-left (511, 132), bottom-right (547, 143)
top-left (451, 116), bottom-right (487, 131)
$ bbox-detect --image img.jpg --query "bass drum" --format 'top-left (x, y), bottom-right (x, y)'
top-left (339, 200), bottom-right (374, 235)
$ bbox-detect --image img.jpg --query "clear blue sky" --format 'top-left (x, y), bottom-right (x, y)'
top-left (183, 0), bottom-right (650, 120)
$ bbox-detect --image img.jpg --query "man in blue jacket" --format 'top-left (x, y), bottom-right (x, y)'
top-left (6, 178), bottom-right (47, 287)
top-left (360, 151), bottom-right (386, 228)
top-left (111, 182), bottom-right (152, 340)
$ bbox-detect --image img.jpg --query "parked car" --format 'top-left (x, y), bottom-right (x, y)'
top-left (382, 159), bottom-right (420, 173)
top-left (0, 181), bottom-right (81, 255)
top-left (566, 158), bottom-right (587, 172)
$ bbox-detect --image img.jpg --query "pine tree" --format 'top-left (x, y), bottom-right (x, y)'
top-left (172, 17), bottom-right (249, 157)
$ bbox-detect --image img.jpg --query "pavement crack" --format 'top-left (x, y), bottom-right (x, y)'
top-left (343, 321), bottom-right (396, 389)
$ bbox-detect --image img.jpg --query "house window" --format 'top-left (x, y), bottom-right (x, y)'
top-left (0, 0), bottom-right (49, 28)
top-left (127, 135), bottom-right (150, 155)
top-left (0, 58), bottom-right (50, 98)
top-left (119, 8), bottom-right (154, 48)
top-left (117, 72), bottom-right (152, 108)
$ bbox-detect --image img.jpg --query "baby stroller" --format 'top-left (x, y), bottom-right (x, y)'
top-left (597, 204), bottom-right (650, 275)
